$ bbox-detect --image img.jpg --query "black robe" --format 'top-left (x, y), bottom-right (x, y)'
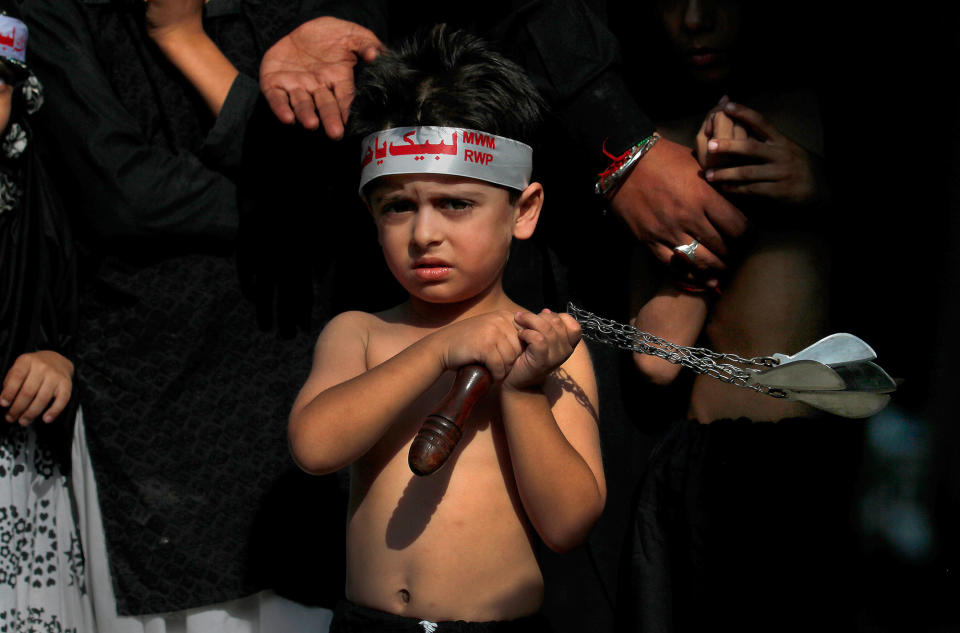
top-left (0, 113), bottom-right (78, 465)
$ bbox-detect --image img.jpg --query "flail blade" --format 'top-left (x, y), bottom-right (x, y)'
top-left (772, 333), bottom-right (877, 366)
top-left (746, 360), bottom-right (846, 391)
top-left (831, 361), bottom-right (897, 393)
top-left (786, 391), bottom-right (891, 419)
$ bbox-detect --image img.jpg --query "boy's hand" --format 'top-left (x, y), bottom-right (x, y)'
top-left (702, 101), bottom-right (827, 206)
top-left (1, 351), bottom-right (74, 426)
top-left (504, 310), bottom-right (581, 390)
top-left (435, 311), bottom-right (523, 383)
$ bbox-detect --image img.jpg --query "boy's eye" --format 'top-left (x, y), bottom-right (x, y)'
top-left (380, 200), bottom-right (415, 215)
top-left (438, 199), bottom-right (472, 211)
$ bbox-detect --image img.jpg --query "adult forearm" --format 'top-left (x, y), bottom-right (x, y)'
top-left (153, 29), bottom-right (238, 116)
top-left (499, 386), bottom-right (604, 553)
top-left (289, 337), bottom-right (446, 475)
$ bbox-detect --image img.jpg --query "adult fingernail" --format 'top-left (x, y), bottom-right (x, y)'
top-left (4, 414), bottom-right (12, 422)
top-left (0, 398), bottom-right (8, 407)
top-left (708, 140), bottom-right (718, 151)
top-left (724, 102), bottom-right (737, 112)
top-left (719, 94), bottom-right (729, 105)
top-left (705, 169), bottom-right (715, 180)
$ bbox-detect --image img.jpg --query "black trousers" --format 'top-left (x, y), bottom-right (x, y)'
top-left (330, 600), bottom-right (552, 633)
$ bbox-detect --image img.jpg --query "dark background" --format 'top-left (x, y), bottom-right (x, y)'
top-left (820, 5), bottom-right (960, 631)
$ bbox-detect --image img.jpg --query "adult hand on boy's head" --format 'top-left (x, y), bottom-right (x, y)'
top-left (505, 310), bottom-right (581, 391)
top-left (260, 17), bottom-right (384, 138)
top-left (610, 136), bottom-right (750, 278)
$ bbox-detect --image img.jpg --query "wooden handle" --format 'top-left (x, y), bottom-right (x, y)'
top-left (408, 364), bottom-right (492, 476)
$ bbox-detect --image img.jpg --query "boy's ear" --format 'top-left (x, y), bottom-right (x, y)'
top-left (512, 182), bottom-right (543, 240)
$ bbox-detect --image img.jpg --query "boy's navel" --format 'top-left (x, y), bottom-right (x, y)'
top-left (398, 588), bottom-right (411, 604)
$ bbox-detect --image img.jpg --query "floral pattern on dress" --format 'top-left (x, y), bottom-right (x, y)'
top-left (1, 425), bottom-right (89, 632)
top-left (0, 606), bottom-right (78, 633)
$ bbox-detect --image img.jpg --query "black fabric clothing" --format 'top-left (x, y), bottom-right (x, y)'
top-left (0, 117), bottom-right (77, 382)
top-left (22, 0), bottom-right (283, 242)
top-left (21, 0), bottom-right (349, 615)
top-left (493, 0), bottom-right (656, 172)
top-left (623, 417), bottom-right (864, 633)
top-left (330, 600), bottom-right (552, 633)
top-left (0, 113), bottom-right (78, 466)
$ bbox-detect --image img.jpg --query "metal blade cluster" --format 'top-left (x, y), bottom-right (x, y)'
top-left (747, 333), bottom-right (895, 418)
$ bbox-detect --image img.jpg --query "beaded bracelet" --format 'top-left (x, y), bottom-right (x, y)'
top-left (594, 133), bottom-right (660, 198)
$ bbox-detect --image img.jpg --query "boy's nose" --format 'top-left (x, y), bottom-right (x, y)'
top-left (411, 207), bottom-right (443, 249)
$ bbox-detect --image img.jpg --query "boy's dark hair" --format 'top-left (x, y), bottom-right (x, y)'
top-left (349, 24), bottom-right (545, 147)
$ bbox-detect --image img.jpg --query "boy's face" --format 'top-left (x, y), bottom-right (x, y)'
top-left (366, 174), bottom-right (541, 305)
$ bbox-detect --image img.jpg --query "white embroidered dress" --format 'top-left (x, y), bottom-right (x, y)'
top-left (0, 412), bottom-right (94, 633)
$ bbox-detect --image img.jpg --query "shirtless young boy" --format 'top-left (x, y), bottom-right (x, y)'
top-left (288, 27), bottom-right (605, 631)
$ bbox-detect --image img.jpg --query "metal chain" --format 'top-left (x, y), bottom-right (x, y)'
top-left (567, 303), bottom-right (787, 398)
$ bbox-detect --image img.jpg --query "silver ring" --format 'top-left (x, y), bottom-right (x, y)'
top-left (673, 239), bottom-right (700, 264)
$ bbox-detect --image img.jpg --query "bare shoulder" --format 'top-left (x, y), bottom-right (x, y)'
top-left (303, 311), bottom-right (383, 386)
top-left (312, 310), bottom-right (374, 351)
top-left (321, 309), bottom-right (375, 331)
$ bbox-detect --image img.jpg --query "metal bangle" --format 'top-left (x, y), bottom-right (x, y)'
top-left (594, 133), bottom-right (660, 198)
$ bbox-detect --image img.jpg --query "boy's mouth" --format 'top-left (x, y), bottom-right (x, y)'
top-left (413, 257), bottom-right (451, 268)
top-left (412, 258), bottom-right (452, 281)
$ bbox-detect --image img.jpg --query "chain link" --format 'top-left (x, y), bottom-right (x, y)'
top-left (567, 303), bottom-right (787, 398)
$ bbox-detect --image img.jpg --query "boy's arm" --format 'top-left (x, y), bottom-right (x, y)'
top-left (499, 312), bottom-right (606, 553)
top-left (289, 312), bottom-right (436, 474)
top-left (289, 310), bottom-right (523, 474)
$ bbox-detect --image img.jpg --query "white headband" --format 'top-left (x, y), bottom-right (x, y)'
top-left (0, 15), bottom-right (27, 63)
top-left (359, 126), bottom-right (532, 194)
